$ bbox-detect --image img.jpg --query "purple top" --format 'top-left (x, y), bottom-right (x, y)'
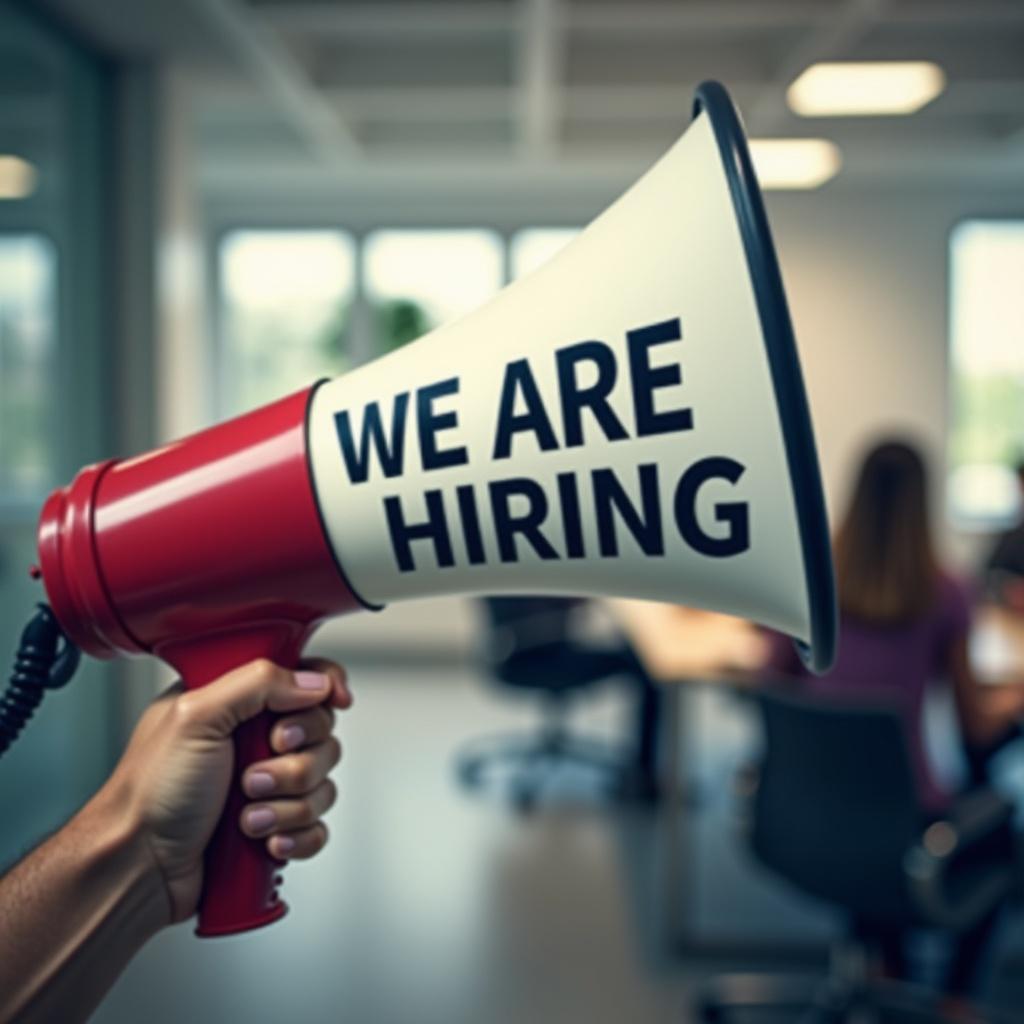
top-left (768, 573), bottom-right (971, 812)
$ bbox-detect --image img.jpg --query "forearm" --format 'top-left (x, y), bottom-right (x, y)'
top-left (0, 783), bottom-right (169, 1024)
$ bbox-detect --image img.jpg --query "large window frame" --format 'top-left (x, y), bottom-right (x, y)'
top-left (216, 227), bottom-right (359, 417)
top-left (210, 222), bottom-right (582, 419)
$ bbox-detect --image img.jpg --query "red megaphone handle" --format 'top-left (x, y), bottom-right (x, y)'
top-left (159, 624), bottom-right (314, 937)
top-left (196, 709), bottom-right (286, 936)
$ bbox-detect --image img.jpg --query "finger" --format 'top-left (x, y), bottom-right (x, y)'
top-left (174, 660), bottom-right (333, 738)
top-left (267, 822), bottom-right (329, 861)
top-left (301, 658), bottom-right (353, 711)
top-left (269, 705), bottom-right (335, 755)
top-left (240, 778), bottom-right (337, 837)
top-left (243, 736), bottom-right (341, 799)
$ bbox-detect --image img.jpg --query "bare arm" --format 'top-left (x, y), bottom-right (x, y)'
top-left (0, 658), bottom-right (352, 1023)
top-left (0, 778), bottom-right (166, 1022)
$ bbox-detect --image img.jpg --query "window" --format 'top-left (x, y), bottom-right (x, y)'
top-left (510, 227), bottom-right (581, 280)
top-left (219, 230), bottom-right (355, 415)
top-left (215, 227), bottom-right (583, 417)
top-left (0, 234), bottom-right (57, 501)
top-left (363, 229), bottom-right (503, 351)
top-left (948, 221), bottom-right (1024, 526)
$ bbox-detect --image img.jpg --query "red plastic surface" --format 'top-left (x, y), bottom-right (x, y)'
top-left (36, 384), bottom-right (361, 936)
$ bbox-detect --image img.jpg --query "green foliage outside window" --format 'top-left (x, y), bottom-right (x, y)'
top-left (375, 299), bottom-right (433, 352)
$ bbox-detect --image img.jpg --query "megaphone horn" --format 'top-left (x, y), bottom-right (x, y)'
top-left (35, 81), bottom-right (836, 937)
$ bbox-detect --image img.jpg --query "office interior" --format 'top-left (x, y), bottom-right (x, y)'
top-left (2, 0), bottom-right (1024, 1020)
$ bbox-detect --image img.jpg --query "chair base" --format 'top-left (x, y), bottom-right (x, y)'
top-left (455, 726), bottom-right (635, 812)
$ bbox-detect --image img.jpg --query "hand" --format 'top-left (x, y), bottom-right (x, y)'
top-left (99, 658), bottom-right (352, 924)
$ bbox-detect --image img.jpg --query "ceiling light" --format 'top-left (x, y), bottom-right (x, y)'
top-left (0, 155), bottom-right (37, 200)
top-left (787, 61), bottom-right (946, 117)
top-left (748, 138), bottom-right (841, 190)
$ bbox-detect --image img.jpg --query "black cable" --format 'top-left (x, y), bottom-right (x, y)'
top-left (0, 604), bottom-right (80, 758)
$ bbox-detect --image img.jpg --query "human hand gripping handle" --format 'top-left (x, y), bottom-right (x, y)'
top-left (109, 654), bottom-right (352, 936)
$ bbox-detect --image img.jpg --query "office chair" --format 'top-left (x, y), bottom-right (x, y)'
top-left (456, 596), bottom-right (640, 811)
top-left (697, 686), bottom-right (1019, 1023)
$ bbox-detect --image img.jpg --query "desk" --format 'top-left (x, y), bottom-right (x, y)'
top-left (607, 600), bottom-right (768, 684)
top-left (612, 599), bottom-right (1024, 688)
top-left (609, 599), bottom-right (1024, 950)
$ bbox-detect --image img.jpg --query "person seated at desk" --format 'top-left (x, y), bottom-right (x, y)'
top-left (984, 459), bottom-right (1024, 613)
top-left (766, 438), bottom-right (1024, 994)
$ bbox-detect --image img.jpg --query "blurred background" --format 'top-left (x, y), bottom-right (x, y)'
top-left (2, 0), bottom-right (1024, 1021)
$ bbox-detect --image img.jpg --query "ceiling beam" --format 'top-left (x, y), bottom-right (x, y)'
top-left (249, 0), bottom-right (1024, 38)
top-left (568, 1), bottom-right (828, 33)
top-left (330, 86), bottom-right (514, 122)
top-left (258, 78), bottom-right (1024, 126)
top-left (198, 142), bottom-right (1024, 201)
top-left (517, 0), bottom-right (562, 159)
top-left (188, 0), bottom-right (361, 166)
top-left (320, 84), bottom-right (761, 124)
top-left (254, 2), bottom-right (516, 38)
top-left (248, 1), bottom-right (906, 37)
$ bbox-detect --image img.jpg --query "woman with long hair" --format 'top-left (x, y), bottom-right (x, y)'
top-left (768, 437), bottom-right (1024, 996)
top-left (774, 438), bottom-right (1024, 806)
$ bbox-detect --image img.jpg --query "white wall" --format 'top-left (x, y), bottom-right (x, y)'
top-left (771, 190), bottom-right (952, 510)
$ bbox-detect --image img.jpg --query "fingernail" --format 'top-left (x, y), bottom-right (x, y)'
top-left (294, 671), bottom-right (329, 691)
top-left (245, 807), bottom-right (276, 834)
top-left (281, 725), bottom-right (305, 750)
top-left (245, 771), bottom-right (275, 798)
top-left (272, 835), bottom-right (296, 856)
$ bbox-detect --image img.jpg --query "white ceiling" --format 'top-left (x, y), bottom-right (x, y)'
top-left (33, 0), bottom-right (1024, 198)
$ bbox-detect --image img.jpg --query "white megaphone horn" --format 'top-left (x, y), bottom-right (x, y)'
top-left (37, 81), bottom-right (837, 937)
top-left (309, 80), bottom-right (837, 673)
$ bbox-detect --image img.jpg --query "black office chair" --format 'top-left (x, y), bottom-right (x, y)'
top-left (456, 596), bottom-right (640, 811)
top-left (697, 686), bottom-right (1019, 1023)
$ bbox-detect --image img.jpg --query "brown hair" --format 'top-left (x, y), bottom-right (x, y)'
top-left (833, 439), bottom-right (939, 623)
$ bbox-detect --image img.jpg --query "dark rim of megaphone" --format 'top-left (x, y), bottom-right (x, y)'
top-left (693, 81), bottom-right (837, 675)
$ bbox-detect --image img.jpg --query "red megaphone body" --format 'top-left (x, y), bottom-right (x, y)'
top-left (37, 383), bottom-right (363, 936)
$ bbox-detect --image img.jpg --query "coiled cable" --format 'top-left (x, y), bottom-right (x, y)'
top-left (0, 604), bottom-right (80, 758)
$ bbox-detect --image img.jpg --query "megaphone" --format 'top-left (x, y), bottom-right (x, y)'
top-left (34, 82), bottom-right (836, 937)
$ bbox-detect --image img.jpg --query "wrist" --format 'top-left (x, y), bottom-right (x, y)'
top-left (77, 779), bottom-right (172, 936)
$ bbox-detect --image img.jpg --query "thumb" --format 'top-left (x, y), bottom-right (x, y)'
top-left (176, 660), bottom-right (332, 739)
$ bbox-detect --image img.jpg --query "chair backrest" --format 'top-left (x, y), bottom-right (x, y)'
top-left (750, 686), bottom-right (924, 923)
top-left (476, 597), bottom-right (583, 686)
